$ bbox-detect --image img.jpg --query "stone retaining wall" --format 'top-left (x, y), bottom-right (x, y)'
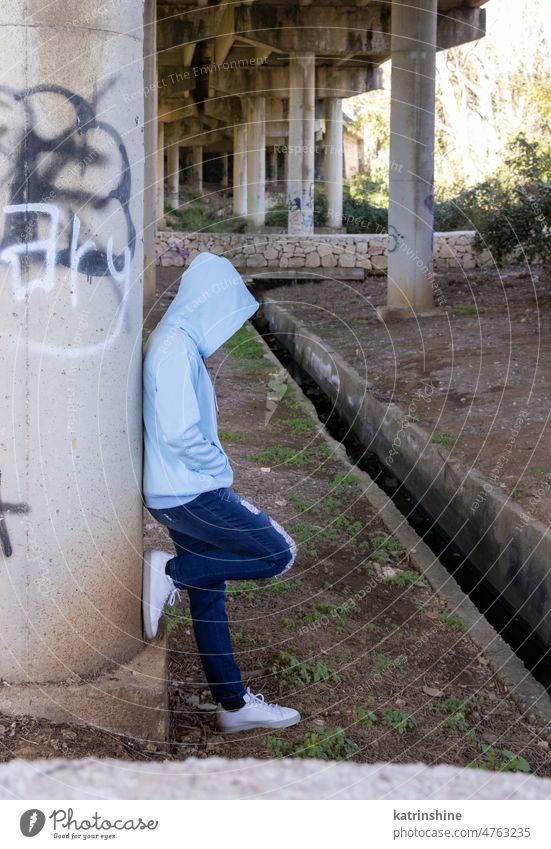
top-left (156, 231), bottom-right (492, 274)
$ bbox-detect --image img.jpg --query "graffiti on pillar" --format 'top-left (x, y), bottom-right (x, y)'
top-left (0, 84), bottom-right (135, 355)
top-left (0, 470), bottom-right (29, 557)
top-left (388, 224), bottom-right (404, 253)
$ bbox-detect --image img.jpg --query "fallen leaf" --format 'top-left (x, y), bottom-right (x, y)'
top-left (422, 686), bottom-right (444, 698)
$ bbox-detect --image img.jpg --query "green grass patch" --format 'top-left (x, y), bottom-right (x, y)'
top-left (430, 430), bottom-right (456, 451)
top-left (388, 570), bottom-right (422, 589)
top-left (271, 651), bottom-right (340, 688)
top-left (333, 471), bottom-right (360, 490)
top-left (218, 430), bottom-right (245, 443)
top-left (163, 606), bottom-right (192, 635)
top-left (468, 744), bottom-right (531, 773)
top-left (381, 709), bottom-right (417, 734)
top-left (248, 445), bottom-right (312, 468)
top-left (227, 580), bottom-right (259, 602)
top-left (224, 325), bottom-right (265, 360)
top-left (454, 304), bottom-right (479, 316)
top-left (440, 613), bottom-right (465, 631)
top-left (266, 727), bottom-right (358, 760)
top-left (282, 416), bottom-right (318, 436)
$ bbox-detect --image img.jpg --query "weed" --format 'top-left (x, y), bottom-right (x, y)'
top-left (288, 521), bottom-right (320, 558)
top-left (381, 709), bottom-right (417, 734)
top-left (375, 653), bottom-right (403, 675)
top-left (455, 304), bottom-right (478, 316)
top-left (321, 515), bottom-right (364, 543)
top-left (283, 417), bottom-right (318, 436)
top-left (440, 613), bottom-right (465, 631)
top-left (300, 601), bottom-right (345, 624)
top-left (227, 580), bottom-right (259, 601)
top-left (388, 570), bottom-right (421, 589)
top-left (271, 651), bottom-right (340, 688)
top-left (282, 617), bottom-right (295, 630)
top-left (430, 430), bottom-right (456, 451)
top-left (266, 578), bottom-right (294, 594)
top-left (224, 325), bottom-right (265, 360)
top-left (367, 531), bottom-right (406, 563)
top-left (468, 744), bottom-right (531, 773)
top-left (218, 430), bottom-right (245, 443)
top-left (249, 446), bottom-right (311, 468)
top-left (333, 472), bottom-right (360, 490)
top-left (355, 706), bottom-right (378, 729)
top-left (163, 606), bottom-right (192, 635)
top-left (288, 495), bottom-right (317, 514)
top-left (266, 727), bottom-right (358, 760)
top-left (430, 697), bottom-right (474, 733)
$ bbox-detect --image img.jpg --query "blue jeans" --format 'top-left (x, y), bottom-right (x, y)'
top-left (148, 487), bottom-right (296, 707)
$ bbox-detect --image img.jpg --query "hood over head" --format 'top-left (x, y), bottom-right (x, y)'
top-left (160, 252), bottom-right (260, 357)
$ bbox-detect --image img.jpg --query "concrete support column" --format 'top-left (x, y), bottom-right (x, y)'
top-left (220, 152), bottom-right (229, 188)
top-left (167, 136), bottom-right (180, 209)
top-left (157, 121), bottom-right (165, 227)
top-left (287, 52), bottom-right (315, 235)
top-left (233, 123), bottom-right (248, 218)
top-left (143, 0), bottom-right (157, 308)
top-left (192, 145), bottom-right (203, 194)
top-left (0, 2), bottom-right (145, 682)
top-left (246, 96), bottom-right (266, 228)
top-left (325, 98), bottom-right (343, 229)
top-left (267, 147), bottom-right (278, 186)
top-left (386, 0), bottom-right (437, 313)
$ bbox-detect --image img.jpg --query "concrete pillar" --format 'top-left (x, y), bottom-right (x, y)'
top-left (143, 0), bottom-right (157, 308)
top-left (0, 2), bottom-right (145, 682)
top-left (386, 0), bottom-right (437, 313)
top-left (267, 147), bottom-right (278, 186)
top-left (233, 123), bottom-right (248, 218)
top-left (157, 121), bottom-right (165, 227)
top-left (287, 52), bottom-right (315, 235)
top-left (167, 136), bottom-right (180, 210)
top-left (247, 96), bottom-right (266, 228)
top-left (192, 145), bottom-right (203, 194)
top-left (220, 152), bottom-right (229, 189)
top-left (325, 98), bottom-right (343, 229)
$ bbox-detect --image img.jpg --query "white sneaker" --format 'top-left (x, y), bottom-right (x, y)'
top-left (216, 687), bottom-right (301, 733)
top-left (142, 550), bottom-right (181, 640)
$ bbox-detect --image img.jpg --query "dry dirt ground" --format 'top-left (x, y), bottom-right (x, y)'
top-left (264, 265), bottom-right (551, 527)
top-left (1, 265), bottom-right (549, 777)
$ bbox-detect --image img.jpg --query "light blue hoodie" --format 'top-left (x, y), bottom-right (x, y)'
top-left (143, 252), bottom-right (260, 509)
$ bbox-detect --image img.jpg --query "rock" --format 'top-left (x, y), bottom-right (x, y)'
top-left (305, 252), bottom-right (321, 268)
top-left (321, 254), bottom-right (337, 268)
top-left (318, 243), bottom-right (333, 257)
top-left (338, 253), bottom-right (355, 268)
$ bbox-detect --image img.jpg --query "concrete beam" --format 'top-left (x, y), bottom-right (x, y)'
top-left (235, 4), bottom-right (387, 55)
top-left (437, 6), bottom-right (486, 49)
top-left (209, 65), bottom-right (382, 98)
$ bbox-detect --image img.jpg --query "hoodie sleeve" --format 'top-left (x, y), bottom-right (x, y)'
top-left (154, 351), bottom-right (229, 476)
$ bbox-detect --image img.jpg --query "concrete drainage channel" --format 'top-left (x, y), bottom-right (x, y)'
top-left (252, 296), bottom-right (551, 734)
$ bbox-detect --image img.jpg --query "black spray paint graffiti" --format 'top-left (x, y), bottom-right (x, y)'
top-left (0, 84), bottom-right (135, 307)
top-left (0, 471), bottom-right (29, 558)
